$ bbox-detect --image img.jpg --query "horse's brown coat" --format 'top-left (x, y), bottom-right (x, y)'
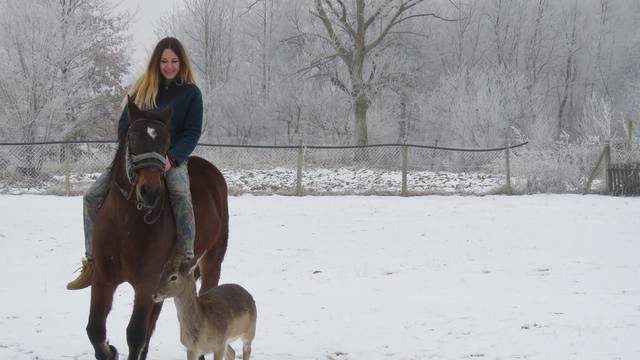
top-left (86, 102), bottom-right (228, 360)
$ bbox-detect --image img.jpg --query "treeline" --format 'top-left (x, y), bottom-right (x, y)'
top-left (2, 0), bottom-right (640, 148)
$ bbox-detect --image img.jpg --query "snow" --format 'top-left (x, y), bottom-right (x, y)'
top-left (0, 194), bottom-right (639, 359)
top-left (4, 167), bottom-right (509, 196)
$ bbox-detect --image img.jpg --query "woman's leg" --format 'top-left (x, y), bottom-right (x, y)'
top-left (67, 169), bottom-right (112, 290)
top-left (83, 170), bottom-right (112, 260)
top-left (165, 162), bottom-right (195, 258)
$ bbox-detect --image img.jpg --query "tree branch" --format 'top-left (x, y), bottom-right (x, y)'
top-left (323, 0), bottom-right (356, 39)
top-left (311, 1), bottom-right (352, 63)
top-left (364, 0), bottom-right (394, 30)
top-left (365, 1), bottom-right (457, 55)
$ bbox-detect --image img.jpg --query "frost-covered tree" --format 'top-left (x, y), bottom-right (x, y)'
top-left (0, 0), bottom-right (131, 142)
top-left (160, 0), bottom-right (296, 144)
top-left (578, 92), bottom-right (614, 143)
top-left (298, 0), bottom-right (455, 145)
top-left (150, 0), bottom-right (640, 148)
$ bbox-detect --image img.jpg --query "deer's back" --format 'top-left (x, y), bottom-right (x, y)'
top-left (200, 284), bottom-right (257, 322)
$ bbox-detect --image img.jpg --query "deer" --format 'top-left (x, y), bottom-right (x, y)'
top-left (152, 256), bottom-right (257, 360)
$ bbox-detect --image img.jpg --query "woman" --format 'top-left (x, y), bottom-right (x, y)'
top-left (67, 37), bottom-right (203, 290)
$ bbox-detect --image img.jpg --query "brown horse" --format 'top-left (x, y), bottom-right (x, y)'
top-left (86, 99), bottom-right (228, 360)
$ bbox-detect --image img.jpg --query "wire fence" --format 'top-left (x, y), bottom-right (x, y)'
top-left (0, 141), bottom-right (533, 196)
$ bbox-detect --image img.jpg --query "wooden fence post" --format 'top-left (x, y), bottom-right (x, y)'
top-left (296, 141), bottom-right (304, 196)
top-left (583, 144), bottom-right (607, 194)
top-left (625, 118), bottom-right (633, 163)
top-left (604, 142), bottom-right (611, 194)
top-left (505, 141), bottom-right (512, 195)
top-left (401, 145), bottom-right (408, 197)
top-left (64, 143), bottom-right (71, 196)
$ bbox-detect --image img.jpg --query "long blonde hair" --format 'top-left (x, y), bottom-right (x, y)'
top-left (125, 37), bottom-right (197, 110)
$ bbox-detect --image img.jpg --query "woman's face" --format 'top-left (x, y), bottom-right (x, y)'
top-left (159, 48), bottom-right (180, 80)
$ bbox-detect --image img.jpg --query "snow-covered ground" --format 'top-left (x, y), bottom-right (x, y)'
top-left (0, 194), bottom-right (639, 359)
top-left (2, 167), bottom-right (508, 196)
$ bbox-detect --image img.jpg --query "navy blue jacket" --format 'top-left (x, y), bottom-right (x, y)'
top-left (118, 80), bottom-right (203, 167)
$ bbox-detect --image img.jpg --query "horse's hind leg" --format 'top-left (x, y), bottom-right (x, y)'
top-left (86, 279), bottom-right (118, 360)
top-left (199, 220), bottom-right (228, 295)
top-left (199, 240), bottom-right (227, 294)
top-left (127, 287), bottom-right (157, 360)
top-left (198, 249), bottom-right (222, 294)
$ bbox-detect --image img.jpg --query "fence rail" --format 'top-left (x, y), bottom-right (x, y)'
top-left (0, 141), bottom-right (531, 196)
top-left (608, 163), bottom-right (640, 196)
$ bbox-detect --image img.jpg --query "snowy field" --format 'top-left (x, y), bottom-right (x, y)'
top-left (0, 194), bottom-right (639, 360)
top-left (1, 167), bottom-right (508, 196)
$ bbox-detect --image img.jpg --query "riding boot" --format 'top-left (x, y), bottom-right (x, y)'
top-left (66, 258), bottom-right (94, 290)
top-left (165, 162), bottom-right (195, 259)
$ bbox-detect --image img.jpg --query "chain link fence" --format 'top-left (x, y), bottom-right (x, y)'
top-left (510, 142), bottom-right (640, 194)
top-left (2, 140), bottom-right (593, 196)
top-left (194, 143), bottom-right (519, 196)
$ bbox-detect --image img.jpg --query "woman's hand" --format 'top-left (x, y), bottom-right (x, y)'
top-left (164, 155), bottom-right (173, 172)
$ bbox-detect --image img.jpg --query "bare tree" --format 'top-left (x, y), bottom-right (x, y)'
top-left (557, 0), bottom-right (580, 138)
top-left (242, 0), bottom-right (278, 103)
top-left (300, 0), bottom-right (454, 145)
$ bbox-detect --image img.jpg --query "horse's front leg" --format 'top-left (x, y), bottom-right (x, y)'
top-left (86, 277), bottom-right (118, 360)
top-left (139, 301), bottom-right (163, 360)
top-left (127, 286), bottom-right (157, 360)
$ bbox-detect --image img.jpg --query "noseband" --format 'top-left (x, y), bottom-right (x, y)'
top-left (125, 145), bottom-right (166, 185)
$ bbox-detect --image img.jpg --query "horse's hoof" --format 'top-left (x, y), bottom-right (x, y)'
top-left (109, 344), bottom-right (119, 360)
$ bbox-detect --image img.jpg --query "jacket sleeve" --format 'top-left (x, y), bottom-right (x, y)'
top-left (117, 106), bottom-right (129, 143)
top-left (168, 87), bottom-right (203, 166)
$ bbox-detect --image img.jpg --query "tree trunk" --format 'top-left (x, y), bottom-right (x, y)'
top-left (557, 1), bottom-right (578, 138)
top-left (354, 91), bottom-right (369, 146)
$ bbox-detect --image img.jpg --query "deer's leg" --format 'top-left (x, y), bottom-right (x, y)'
top-left (242, 340), bottom-right (252, 360)
top-left (86, 278), bottom-right (118, 360)
top-left (224, 344), bottom-right (235, 360)
top-left (213, 349), bottom-right (225, 360)
top-left (126, 287), bottom-right (156, 360)
top-left (186, 349), bottom-right (199, 360)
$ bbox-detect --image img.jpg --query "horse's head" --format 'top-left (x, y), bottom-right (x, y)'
top-left (126, 98), bottom-right (172, 210)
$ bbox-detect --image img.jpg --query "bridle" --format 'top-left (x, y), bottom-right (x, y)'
top-left (118, 118), bottom-right (170, 224)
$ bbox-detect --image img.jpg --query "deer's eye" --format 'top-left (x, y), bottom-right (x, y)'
top-left (170, 274), bottom-right (178, 282)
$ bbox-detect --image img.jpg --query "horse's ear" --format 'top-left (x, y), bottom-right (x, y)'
top-left (127, 95), bottom-right (143, 122)
top-left (161, 106), bottom-right (172, 127)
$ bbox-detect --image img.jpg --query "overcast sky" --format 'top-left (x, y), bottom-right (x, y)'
top-left (114, 0), bottom-right (183, 81)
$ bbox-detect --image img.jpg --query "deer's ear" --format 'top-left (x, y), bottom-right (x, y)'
top-left (127, 95), bottom-right (143, 122)
top-left (179, 256), bottom-right (201, 276)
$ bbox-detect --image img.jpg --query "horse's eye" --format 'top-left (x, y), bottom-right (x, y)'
top-left (170, 274), bottom-right (178, 282)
